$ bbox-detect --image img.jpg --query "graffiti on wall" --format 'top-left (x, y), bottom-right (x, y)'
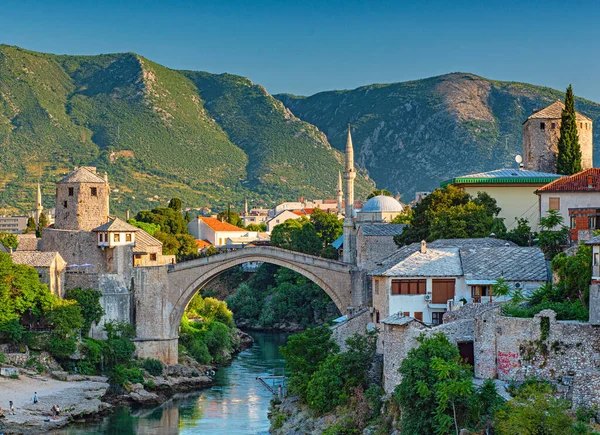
top-left (497, 351), bottom-right (519, 375)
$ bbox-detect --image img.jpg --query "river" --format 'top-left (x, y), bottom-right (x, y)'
top-left (57, 331), bottom-right (288, 435)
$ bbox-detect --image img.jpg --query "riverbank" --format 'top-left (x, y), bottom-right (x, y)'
top-left (0, 329), bottom-right (254, 434)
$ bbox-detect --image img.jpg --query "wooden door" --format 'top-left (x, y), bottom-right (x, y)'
top-left (458, 341), bottom-right (474, 366)
top-left (432, 279), bottom-right (455, 304)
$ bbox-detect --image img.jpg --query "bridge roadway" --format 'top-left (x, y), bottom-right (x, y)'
top-left (133, 246), bottom-right (359, 364)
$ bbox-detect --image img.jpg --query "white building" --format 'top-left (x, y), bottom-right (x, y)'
top-left (265, 210), bottom-right (308, 232)
top-left (370, 238), bottom-right (548, 325)
top-left (188, 217), bottom-right (261, 247)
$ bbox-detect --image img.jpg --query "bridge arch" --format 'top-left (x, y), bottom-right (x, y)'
top-left (166, 247), bottom-right (353, 338)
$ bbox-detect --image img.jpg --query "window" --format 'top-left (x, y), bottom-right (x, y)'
top-left (68, 187), bottom-right (74, 196)
top-left (540, 122), bottom-right (545, 130)
top-left (63, 201), bottom-right (68, 208)
top-left (432, 279), bottom-right (456, 304)
top-left (99, 233), bottom-right (103, 242)
top-left (549, 197), bottom-right (560, 211)
top-left (595, 252), bottom-right (599, 266)
top-left (91, 187), bottom-right (97, 196)
top-left (414, 312), bottom-right (423, 321)
top-left (114, 233), bottom-right (120, 242)
top-left (471, 285), bottom-right (491, 302)
top-left (571, 217), bottom-right (577, 229)
top-left (126, 233), bottom-right (132, 242)
top-left (375, 310), bottom-right (380, 323)
top-left (403, 312), bottom-right (410, 317)
top-left (375, 279), bottom-right (380, 295)
top-left (391, 279), bottom-right (426, 295)
top-left (590, 217), bottom-right (597, 229)
top-left (432, 311), bottom-right (444, 325)
top-left (551, 122), bottom-right (556, 129)
top-left (150, 253), bottom-right (157, 261)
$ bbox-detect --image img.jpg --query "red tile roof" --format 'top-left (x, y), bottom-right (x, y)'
top-left (199, 217), bottom-right (246, 232)
top-left (195, 239), bottom-right (212, 249)
top-left (537, 168), bottom-right (600, 192)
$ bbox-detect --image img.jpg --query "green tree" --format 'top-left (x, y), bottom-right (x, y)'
top-left (505, 218), bottom-right (534, 246)
top-left (367, 189), bottom-right (393, 199)
top-left (492, 278), bottom-right (512, 301)
top-left (270, 218), bottom-right (305, 250)
top-left (0, 232), bottom-right (18, 252)
top-left (291, 223), bottom-right (322, 255)
top-left (64, 288), bottom-right (104, 335)
top-left (310, 209), bottom-right (343, 245)
top-left (395, 333), bottom-right (467, 435)
top-left (217, 208), bottom-right (244, 228)
top-left (556, 85), bottom-right (582, 175)
top-left (168, 197), bottom-right (182, 212)
top-left (395, 186), bottom-right (502, 246)
top-left (391, 208), bottom-right (413, 224)
top-left (280, 326), bottom-right (339, 402)
top-left (246, 222), bottom-right (267, 232)
top-left (46, 299), bottom-right (84, 336)
top-left (537, 210), bottom-right (569, 260)
top-left (494, 383), bottom-right (576, 435)
top-left (551, 242), bottom-right (592, 302)
top-left (127, 219), bottom-right (160, 236)
top-left (25, 217), bottom-right (37, 234)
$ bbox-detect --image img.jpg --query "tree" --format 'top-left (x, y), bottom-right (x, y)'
top-left (551, 242), bottom-right (592, 302)
top-left (537, 210), bottom-right (569, 260)
top-left (291, 223), bottom-right (322, 255)
top-left (280, 326), bottom-right (339, 402)
top-left (367, 189), bottom-right (393, 199)
top-left (494, 383), bottom-right (576, 435)
top-left (0, 232), bottom-right (18, 252)
top-left (245, 223), bottom-right (267, 232)
top-left (310, 209), bottom-right (343, 245)
top-left (168, 197), bottom-right (182, 212)
top-left (128, 219), bottom-right (160, 236)
top-left (492, 278), bottom-right (511, 302)
top-left (64, 288), bottom-right (105, 335)
top-left (556, 85), bottom-right (582, 175)
top-left (395, 186), bottom-right (503, 246)
top-left (25, 217), bottom-right (36, 234)
top-left (216, 209), bottom-right (244, 228)
top-left (395, 333), bottom-right (470, 435)
top-left (391, 207), bottom-right (413, 224)
top-left (38, 212), bottom-right (48, 229)
top-left (270, 218), bottom-right (305, 250)
top-left (505, 218), bottom-right (534, 246)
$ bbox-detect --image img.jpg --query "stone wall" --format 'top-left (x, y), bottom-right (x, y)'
top-left (55, 181), bottom-right (109, 231)
top-left (41, 228), bottom-right (106, 271)
top-left (356, 232), bottom-right (399, 271)
top-left (331, 308), bottom-right (372, 351)
top-left (475, 309), bottom-right (600, 384)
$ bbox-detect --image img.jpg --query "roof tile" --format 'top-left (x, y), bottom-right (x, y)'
top-left (537, 168), bottom-right (600, 192)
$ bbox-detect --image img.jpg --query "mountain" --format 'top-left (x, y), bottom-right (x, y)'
top-left (276, 73), bottom-right (600, 201)
top-left (0, 45), bottom-right (374, 215)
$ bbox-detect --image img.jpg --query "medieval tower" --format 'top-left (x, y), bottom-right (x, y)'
top-left (343, 125), bottom-right (356, 264)
top-left (54, 167), bottom-right (110, 231)
top-left (523, 100), bottom-right (593, 173)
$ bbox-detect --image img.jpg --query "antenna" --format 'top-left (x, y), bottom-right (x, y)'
top-left (515, 155), bottom-right (524, 169)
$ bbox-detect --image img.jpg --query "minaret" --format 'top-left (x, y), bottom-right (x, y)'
top-left (336, 171), bottom-right (343, 214)
top-left (244, 198), bottom-right (248, 216)
top-left (343, 125), bottom-right (356, 264)
top-left (35, 183), bottom-right (43, 224)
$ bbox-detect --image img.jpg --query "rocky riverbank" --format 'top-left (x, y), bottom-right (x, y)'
top-left (0, 329), bottom-right (254, 434)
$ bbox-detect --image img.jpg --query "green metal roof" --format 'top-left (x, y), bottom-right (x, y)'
top-left (440, 169), bottom-right (562, 187)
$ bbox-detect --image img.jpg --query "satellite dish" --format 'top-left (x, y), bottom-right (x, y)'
top-left (515, 155), bottom-right (523, 164)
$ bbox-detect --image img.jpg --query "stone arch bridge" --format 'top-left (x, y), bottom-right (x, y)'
top-left (132, 246), bottom-right (367, 364)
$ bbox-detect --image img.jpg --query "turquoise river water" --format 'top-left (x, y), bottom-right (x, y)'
top-left (56, 332), bottom-right (288, 435)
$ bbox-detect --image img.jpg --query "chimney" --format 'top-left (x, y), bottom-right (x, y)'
top-left (420, 240), bottom-right (427, 254)
top-left (588, 174), bottom-right (594, 189)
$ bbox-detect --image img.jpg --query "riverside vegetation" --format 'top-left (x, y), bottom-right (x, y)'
top-left (271, 331), bottom-right (600, 434)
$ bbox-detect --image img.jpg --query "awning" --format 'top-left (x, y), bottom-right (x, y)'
top-left (466, 279), bottom-right (497, 286)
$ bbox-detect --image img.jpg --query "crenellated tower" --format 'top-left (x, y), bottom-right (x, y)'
top-left (343, 125), bottom-right (356, 264)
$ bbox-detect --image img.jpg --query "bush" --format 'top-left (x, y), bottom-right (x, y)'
top-left (109, 365), bottom-right (144, 387)
top-left (0, 351), bottom-right (5, 363)
top-left (64, 288), bottom-right (104, 335)
top-left (142, 358), bottom-right (163, 376)
top-left (47, 335), bottom-right (77, 359)
top-left (77, 360), bottom-right (96, 375)
top-left (186, 339), bottom-right (212, 364)
top-left (0, 320), bottom-right (25, 343)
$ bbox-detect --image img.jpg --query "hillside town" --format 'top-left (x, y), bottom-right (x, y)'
top-left (1, 82), bottom-right (600, 434)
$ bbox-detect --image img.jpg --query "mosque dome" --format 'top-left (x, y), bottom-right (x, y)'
top-left (360, 195), bottom-right (404, 213)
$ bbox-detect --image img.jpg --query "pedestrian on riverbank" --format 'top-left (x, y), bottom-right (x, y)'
top-left (9, 401), bottom-right (14, 415)
top-left (33, 392), bottom-right (38, 404)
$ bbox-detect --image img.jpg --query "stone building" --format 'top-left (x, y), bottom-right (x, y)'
top-left (54, 167), bottom-right (110, 231)
top-left (11, 250), bottom-right (66, 296)
top-left (356, 195), bottom-right (404, 223)
top-left (523, 100), bottom-right (593, 173)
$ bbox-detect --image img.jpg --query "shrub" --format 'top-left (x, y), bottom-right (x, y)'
top-left (0, 320), bottom-right (25, 343)
top-left (204, 321), bottom-right (231, 357)
top-left (142, 358), bottom-right (163, 376)
top-left (0, 351), bottom-right (5, 363)
top-left (64, 288), bottom-right (104, 335)
top-left (109, 365), bottom-right (144, 387)
top-left (186, 339), bottom-right (211, 365)
top-left (77, 360), bottom-right (96, 375)
top-left (47, 335), bottom-right (77, 359)
top-left (9, 373), bottom-right (19, 379)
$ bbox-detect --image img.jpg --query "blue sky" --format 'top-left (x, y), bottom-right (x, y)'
top-left (1, 0), bottom-right (600, 99)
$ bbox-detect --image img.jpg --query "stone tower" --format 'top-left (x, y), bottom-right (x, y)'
top-left (35, 183), bottom-right (43, 224)
top-left (54, 167), bottom-right (110, 231)
top-left (523, 100), bottom-right (593, 173)
top-left (343, 125), bottom-right (356, 264)
top-left (337, 170), bottom-right (343, 214)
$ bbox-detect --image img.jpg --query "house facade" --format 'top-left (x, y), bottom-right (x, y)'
top-left (188, 216), bottom-right (260, 246)
top-left (370, 238), bottom-right (548, 326)
top-left (441, 169), bottom-right (562, 232)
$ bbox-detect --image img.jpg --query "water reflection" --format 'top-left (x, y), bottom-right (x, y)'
top-left (56, 332), bottom-right (288, 435)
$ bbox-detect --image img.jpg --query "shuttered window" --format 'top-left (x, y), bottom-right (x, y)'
top-left (549, 197), bottom-right (560, 211)
top-left (432, 279), bottom-right (456, 304)
top-left (414, 312), bottom-right (423, 321)
top-left (391, 279), bottom-right (426, 295)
